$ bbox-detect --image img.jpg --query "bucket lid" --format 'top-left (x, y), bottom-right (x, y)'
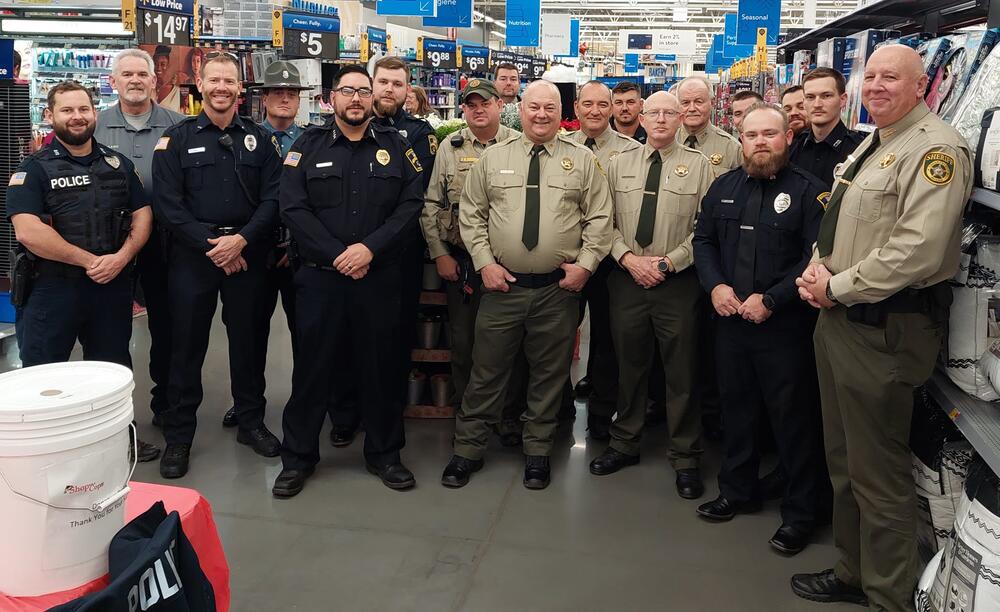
top-left (0, 361), bottom-right (134, 424)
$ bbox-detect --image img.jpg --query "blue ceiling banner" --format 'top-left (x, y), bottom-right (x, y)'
top-left (723, 13), bottom-right (755, 59)
top-left (736, 0), bottom-right (781, 45)
top-left (377, 0), bottom-right (436, 18)
top-left (624, 53), bottom-right (639, 73)
top-left (423, 0), bottom-right (471, 27)
top-left (505, 0), bottom-right (541, 47)
top-left (554, 19), bottom-right (580, 58)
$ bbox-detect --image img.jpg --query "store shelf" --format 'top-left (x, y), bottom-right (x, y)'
top-left (971, 187), bottom-right (1000, 213)
top-left (411, 348), bottom-right (450, 362)
top-left (419, 291), bottom-right (447, 306)
top-left (404, 404), bottom-right (455, 419)
top-left (926, 371), bottom-right (1000, 477)
top-left (424, 87), bottom-right (456, 91)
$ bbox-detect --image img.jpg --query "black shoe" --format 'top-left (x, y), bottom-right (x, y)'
top-left (589, 448), bottom-right (639, 475)
top-left (759, 467), bottom-right (788, 501)
top-left (524, 455), bottom-right (550, 490)
top-left (222, 407), bottom-right (238, 428)
top-left (586, 415), bottom-right (611, 441)
top-left (790, 569), bottom-right (868, 606)
top-left (329, 426), bottom-right (357, 448)
top-left (159, 444), bottom-right (191, 479)
top-left (272, 467), bottom-right (314, 498)
top-left (696, 495), bottom-right (762, 521)
top-left (644, 402), bottom-right (666, 426)
top-left (574, 376), bottom-right (593, 399)
top-left (675, 468), bottom-right (704, 500)
top-left (236, 426), bottom-right (281, 457)
top-left (441, 455), bottom-right (484, 488)
top-left (136, 438), bottom-right (161, 463)
top-left (366, 462), bottom-right (416, 490)
top-left (151, 414), bottom-right (164, 429)
top-left (769, 524), bottom-right (810, 555)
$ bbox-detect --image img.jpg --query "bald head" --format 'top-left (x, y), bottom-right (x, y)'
top-left (521, 79), bottom-right (562, 144)
top-left (642, 91), bottom-right (683, 148)
top-left (861, 43), bottom-right (928, 127)
top-left (522, 79), bottom-right (561, 105)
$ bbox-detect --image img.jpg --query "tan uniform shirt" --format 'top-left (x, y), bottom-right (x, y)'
top-left (608, 142), bottom-right (714, 271)
top-left (569, 126), bottom-right (641, 172)
top-left (819, 102), bottom-right (973, 306)
top-left (460, 132), bottom-right (613, 274)
top-left (676, 123), bottom-right (742, 177)
top-left (421, 124), bottom-right (517, 258)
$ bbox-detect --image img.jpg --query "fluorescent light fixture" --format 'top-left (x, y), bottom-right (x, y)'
top-left (1, 17), bottom-right (132, 37)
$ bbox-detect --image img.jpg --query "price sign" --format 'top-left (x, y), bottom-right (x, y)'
top-left (281, 12), bottom-right (340, 60)
top-left (362, 26), bottom-right (389, 62)
top-left (489, 49), bottom-right (516, 71)
top-left (135, 0), bottom-right (192, 47)
top-left (530, 57), bottom-right (547, 79)
top-left (513, 55), bottom-right (532, 78)
top-left (459, 45), bottom-right (489, 73)
top-left (421, 38), bottom-right (456, 69)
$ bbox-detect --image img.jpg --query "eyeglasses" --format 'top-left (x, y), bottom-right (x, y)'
top-left (641, 110), bottom-right (679, 118)
top-left (334, 86), bottom-right (373, 99)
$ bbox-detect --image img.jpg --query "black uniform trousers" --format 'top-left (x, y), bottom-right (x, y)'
top-left (281, 264), bottom-right (404, 470)
top-left (163, 245), bottom-right (269, 445)
top-left (136, 225), bottom-right (171, 415)
top-left (580, 257), bottom-right (617, 421)
top-left (257, 260), bottom-right (297, 360)
top-left (16, 270), bottom-right (133, 369)
top-left (715, 308), bottom-right (823, 531)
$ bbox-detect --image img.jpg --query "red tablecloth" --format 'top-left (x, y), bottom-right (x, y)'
top-left (0, 481), bottom-right (230, 611)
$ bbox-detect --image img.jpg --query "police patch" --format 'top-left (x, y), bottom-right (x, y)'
top-left (8, 171), bottom-right (26, 186)
top-left (406, 148), bottom-right (423, 172)
top-left (817, 191), bottom-right (831, 209)
top-left (429, 134), bottom-right (438, 155)
top-left (105, 155), bottom-right (120, 169)
top-left (923, 152), bottom-right (955, 186)
top-left (154, 136), bottom-right (170, 151)
top-left (284, 151), bottom-right (302, 167)
top-left (244, 134), bottom-right (257, 152)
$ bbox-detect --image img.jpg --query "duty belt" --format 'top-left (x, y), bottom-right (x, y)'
top-left (34, 259), bottom-right (86, 278)
top-left (845, 282), bottom-right (951, 328)
top-left (509, 269), bottom-right (566, 289)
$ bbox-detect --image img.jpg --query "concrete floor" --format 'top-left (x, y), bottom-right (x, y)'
top-left (1, 312), bottom-right (856, 612)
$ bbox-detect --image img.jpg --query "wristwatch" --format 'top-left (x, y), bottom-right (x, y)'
top-left (761, 293), bottom-right (775, 310)
top-left (657, 258), bottom-right (670, 274)
top-left (825, 284), bottom-right (839, 304)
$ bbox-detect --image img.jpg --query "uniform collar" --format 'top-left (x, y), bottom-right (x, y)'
top-left (263, 119), bottom-right (301, 137)
top-left (805, 120), bottom-right (851, 147)
top-left (520, 133), bottom-right (557, 156)
top-left (328, 121), bottom-right (379, 147)
top-left (877, 101), bottom-right (930, 144)
top-left (680, 123), bottom-right (711, 144)
top-left (644, 140), bottom-right (676, 161)
top-left (105, 102), bottom-right (174, 130)
top-left (48, 137), bottom-right (107, 162)
top-left (742, 163), bottom-right (792, 185)
top-left (466, 125), bottom-right (502, 146)
top-left (378, 107), bottom-right (410, 126)
top-left (196, 110), bottom-right (246, 132)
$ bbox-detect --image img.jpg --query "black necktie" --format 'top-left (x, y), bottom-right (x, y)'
top-left (584, 137), bottom-right (596, 150)
top-left (685, 134), bottom-right (698, 148)
top-left (635, 152), bottom-right (662, 248)
top-left (523, 144), bottom-right (545, 250)
top-left (732, 181), bottom-right (764, 299)
top-left (816, 130), bottom-right (880, 257)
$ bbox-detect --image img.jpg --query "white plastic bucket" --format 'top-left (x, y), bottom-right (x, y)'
top-left (0, 361), bottom-right (136, 597)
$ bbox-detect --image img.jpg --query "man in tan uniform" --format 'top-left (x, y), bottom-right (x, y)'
top-left (589, 91), bottom-right (713, 500)
top-left (794, 45), bottom-right (972, 611)
top-left (676, 76), bottom-right (742, 176)
top-left (441, 79), bottom-right (613, 490)
top-left (569, 80), bottom-right (642, 440)
top-left (420, 79), bottom-right (525, 445)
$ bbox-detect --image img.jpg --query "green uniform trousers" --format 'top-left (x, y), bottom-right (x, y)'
top-left (453, 283), bottom-right (580, 459)
top-left (814, 307), bottom-right (942, 612)
top-left (607, 267), bottom-right (703, 468)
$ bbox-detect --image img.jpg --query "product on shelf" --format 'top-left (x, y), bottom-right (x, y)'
top-left (843, 29), bottom-right (899, 129)
top-left (917, 36), bottom-right (955, 86)
top-left (945, 235), bottom-right (1000, 401)
top-left (976, 107), bottom-right (1000, 189)
top-left (951, 43), bottom-right (1000, 148)
top-left (940, 30), bottom-right (1000, 121)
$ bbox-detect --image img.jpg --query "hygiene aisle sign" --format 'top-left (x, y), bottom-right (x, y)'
top-left (423, 0), bottom-right (471, 27)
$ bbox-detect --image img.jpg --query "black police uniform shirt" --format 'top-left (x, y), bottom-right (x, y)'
top-left (151, 112), bottom-right (281, 253)
top-left (611, 117), bottom-right (647, 144)
top-left (693, 164), bottom-right (827, 311)
top-left (373, 108), bottom-right (436, 190)
top-left (6, 138), bottom-right (146, 237)
top-left (789, 121), bottom-right (865, 189)
top-left (279, 121), bottom-right (425, 268)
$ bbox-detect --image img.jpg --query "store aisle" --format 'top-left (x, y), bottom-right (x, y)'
top-left (1, 313), bottom-right (848, 611)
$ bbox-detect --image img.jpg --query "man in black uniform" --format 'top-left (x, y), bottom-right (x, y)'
top-left (791, 67), bottom-right (865, 187)
top-left (610, 81), bottom-right (646, 144)
top-left (273, 65), bottom-right (425, 497)
top-left (692, 104), bottom-right (827, 555)
top-left (152, 52), bottom-right (282, 478)
top-left (8, 82), bottom-right (152, 433)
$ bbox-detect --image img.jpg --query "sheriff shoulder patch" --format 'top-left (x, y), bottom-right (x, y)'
top-left (154, 136), bottom-right (170, 151)
top-left (817, 191), bottom-right (831, 209)
top-left (406, 148), bottom-right (423, 172)
top-left (8, 171), bottom-right (26, 186)
top-left (284, 151), bottom-right (302, 167)
top-left (428, 134), bottom-right (438, 155)
top-left (922, 152), bottom-right (955, 186)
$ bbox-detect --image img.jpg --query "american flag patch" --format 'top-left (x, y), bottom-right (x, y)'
top-left (8, 172), bottom-right (26, 186)
top-left (284, 151), bottom-right (302, 167)
top-left (154, 136), bottom-right (170, 151)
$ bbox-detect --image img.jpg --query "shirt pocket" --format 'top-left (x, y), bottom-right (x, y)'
top-left (613, 178), bottom-right (643, 216)
top-left (371, 164), bottom-right (402, 198)
top-left (845, 172), bottom-right (893, 223)
top-left (237, 152), bottom-right (263, 199)
top-left (545, 173), bottom-right (584, 212)
top-left (711, 202), bottom-right (742, 244)
top-left (663, 178), bottom-right (699, 217)
top-left (180, 151), bottom-right (215, 191)
top-left (488, 172), bottom-right (524, 210)
top-left (305, 164), bottom-right (344, 208)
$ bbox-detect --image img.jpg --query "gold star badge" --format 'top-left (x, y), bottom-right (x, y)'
top-left (561, 157), bottom-right (574, 171)
top-left (709, 153), bottom-right (723, 165)
top-left (376, 149), bottom-right (390, 166)
top-left (674, 165), bottom-right (689, 177)
top-left (879, 153), bottom-right (896, 169)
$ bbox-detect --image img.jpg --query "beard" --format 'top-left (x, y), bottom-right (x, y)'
top-left (374, 96), bottom-right (400, 117)
top-left (336, 105), bottom-right (371, 126)
top-left (743, 146), bottom-right (789, 179)
top-left (54, 120), bottom-right (95, 146)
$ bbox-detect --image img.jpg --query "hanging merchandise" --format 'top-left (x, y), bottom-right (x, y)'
top-left (952, 44), bottom-right (1000, 147)
top-left (945, 235), bottom-right (1000, 401)
top-left (918, 36), bottom-right (955, 86)
top-left (841, 29), bottom-right (898, 129)
top-left (976, 108), bottom-right (1000, 189)
top-left (938, 29), bottom-right (1000, 121)
top-left (927, 35), bottom-right (970, 114)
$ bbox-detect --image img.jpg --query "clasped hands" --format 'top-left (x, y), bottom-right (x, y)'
top-left (795, 262), bottom-right (836, 309)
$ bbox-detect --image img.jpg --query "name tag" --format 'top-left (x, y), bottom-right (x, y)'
top-left (499, 169), bottom-right (514, 175)
top-left (316, 162), bottom-right (333, 168)
top-left (187, 147), bottom-right (206, 154)
top-left (721, 199), bottom-right (734, 203)
top-left (460, 157), bottom-right (478, 163)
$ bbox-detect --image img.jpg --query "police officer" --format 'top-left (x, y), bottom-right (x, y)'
top-left (794, 45), bottom-right (972, 610)
top-left (152, 52), bottom-right (282, 478)
top-left (610, 81), bottom-right (646, 144)
top-left (8, 81), bottom-right (151, 377)
top-left (693, 103), bottom-right (827, 555)
top-left (494, 62), bottom-right (522, 128)
top-left (273, 65), bottom-right (425, 497)
top-left (675, 76), bottom-right (741, 175)
top-left (419, 78), bottom-right (529, 446)
top-left (731, 90), bottom-right (763, 133)
top-left (570, 80), bottom-right (641, 440)
top-left (589, 91), bottom-right (712, 501)
top-left (780, 85), bottom-right (810, 137)
top-left (791, 67), bottom-right (865, 187)
top-left (95, 48), bottom-right (183, 462)
top-left (440, 80), bottom-right (613, 490)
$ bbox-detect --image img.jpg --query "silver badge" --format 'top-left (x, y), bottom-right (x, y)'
top-left (773, 192), bottom-right (791, 214)
top-left (104, 155), bottom-right (120, 169)
top-left (244, 134), bottom-right (257, 152)
top-left (282, 70), bottom-right (289, 79)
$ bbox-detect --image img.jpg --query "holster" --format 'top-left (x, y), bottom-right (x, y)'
top-left (9, 248), bottom-right (35, 307)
